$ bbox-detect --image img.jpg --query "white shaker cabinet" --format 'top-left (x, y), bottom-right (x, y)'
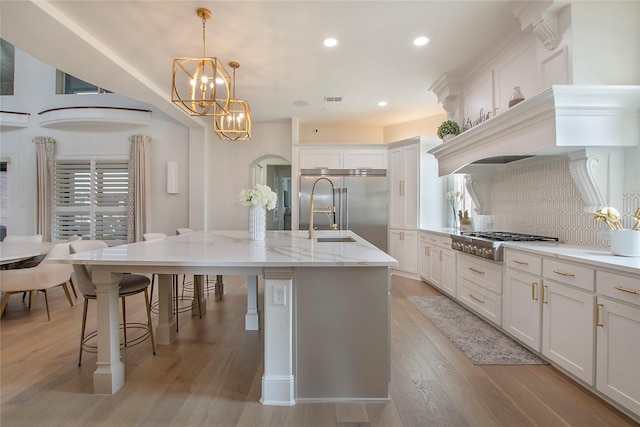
top-left (389, 144), bottom-right (419, 230)
top-left (389, 229), bottom-right (418, 276)
top-left (419, 232), bottom-right (456, 297)
top-left (388, 137), bottom-right (442, 279)
top-left (541, 259), bottom-right (595, 385)
top-left (596, 270), bottom-right (640, 416)
top-left (503, 249), bottom-right (544, 351)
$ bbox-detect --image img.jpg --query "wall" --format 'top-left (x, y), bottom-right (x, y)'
top-left (299, 125), bottom-right (383, 144)
top-left (205, 122), bottom-right (292, 230)
top-left (0, 48), bottom-right (191, 238)
top-left (383, 114), bottom-right (445, 143)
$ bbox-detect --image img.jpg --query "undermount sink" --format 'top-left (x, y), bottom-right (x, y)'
top-left (316, 237), bottom-right (356, 243)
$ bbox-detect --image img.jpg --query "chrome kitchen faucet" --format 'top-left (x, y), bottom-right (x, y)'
top-left (308, 177), bottom-right (338, 239)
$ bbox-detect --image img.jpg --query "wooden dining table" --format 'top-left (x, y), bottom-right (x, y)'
top-left (0, 241), bottom-right (56, 266)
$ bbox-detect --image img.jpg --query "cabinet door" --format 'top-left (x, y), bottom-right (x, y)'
top-left (402, 230), bottom-right (418, 275)
top-left (419, 238), bottom-right (434, 283)
top-left (440, 248), bottom-right (456, 298)
top-left (299, 150), bottom-right (342, 169)
top-left (389, 229), bottom-right (404, 271)
top-left (402, 145), bottom-right (419, 229)
top-left (542, 280), bottom-right (595, 385)
top-left (503, 269), bottom-right (542, 351)
top-left (389, 149), bottom-right (405, 229)
top-left (596, 297), bottom-right (640, 416)
top-left (343, 150), bottom-right (387, 170)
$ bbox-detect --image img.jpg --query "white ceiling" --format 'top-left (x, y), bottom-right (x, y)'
top-left (0, 1), bottom-right (522, 128)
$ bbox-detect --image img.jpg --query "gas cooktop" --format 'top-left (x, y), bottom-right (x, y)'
top-left (460, 231), bottom-right (559, 242)
top-left (450, 231), bottom-right (559, 261)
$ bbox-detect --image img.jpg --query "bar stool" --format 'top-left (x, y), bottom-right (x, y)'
top-left (143, 233), bottom-right (202, 332)
top-left (176, 228), bottom-right (224, 301)
top-left (70, 240), bottom-right (155, 366)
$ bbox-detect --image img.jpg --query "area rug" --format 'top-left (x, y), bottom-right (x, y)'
top-left (408, 295), bottom-right (547, 365)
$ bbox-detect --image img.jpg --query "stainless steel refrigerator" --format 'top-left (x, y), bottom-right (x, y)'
top-left (299, 169), bottom-right (388, 251)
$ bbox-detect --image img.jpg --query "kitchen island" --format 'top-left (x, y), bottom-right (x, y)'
top-left (61, 230), bottom-right (397, 405)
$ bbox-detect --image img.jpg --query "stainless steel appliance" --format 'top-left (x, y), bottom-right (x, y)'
top-left (299, 169), bottom-right (388, 251)
top-left (450, 231), bottom-right (558, 262)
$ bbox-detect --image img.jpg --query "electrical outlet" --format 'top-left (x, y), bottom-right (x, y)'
top-left (272, 286), bottom-right (286, 306)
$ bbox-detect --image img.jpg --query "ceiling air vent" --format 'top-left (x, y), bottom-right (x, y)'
top-left (324, 96), bottom-right (342, 102)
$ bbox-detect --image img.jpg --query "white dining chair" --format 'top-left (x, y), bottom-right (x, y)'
top-left (0, 242), bottom-right (75, 321)
top-left (2, 234), bottom-right (45, 270)
top-left (70, 239), bottom-right (155, 366)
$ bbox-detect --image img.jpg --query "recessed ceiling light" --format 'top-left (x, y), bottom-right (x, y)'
top-left (323, 38), bottom-right (338, 47)
top-left (377, 101), bottom-right (388, 107)
top-left (413, 36), bottom-right (430, 46)
top-left (293, 100), bottom-right (309, 107)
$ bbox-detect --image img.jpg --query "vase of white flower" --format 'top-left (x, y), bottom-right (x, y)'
top-left (239, 184), bottom-right (277, 241)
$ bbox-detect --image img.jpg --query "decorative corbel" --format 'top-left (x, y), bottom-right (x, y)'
top-left (533, 12), bottom-right (562, 50)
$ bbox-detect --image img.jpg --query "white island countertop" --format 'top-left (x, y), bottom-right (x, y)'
top-left (66, 230), bottom-right (398, 268)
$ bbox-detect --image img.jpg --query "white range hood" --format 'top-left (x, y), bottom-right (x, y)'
top-left (428, 85), bottom-right (640, 214)
top-left (429, 85), bottom-right (640, 176)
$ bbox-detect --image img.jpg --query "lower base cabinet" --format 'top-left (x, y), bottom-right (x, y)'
top-left (542, 280), bottom-right (595, 385)
top-left (390, 229), bottom-right (418, 277)
top-left (596, 296), bottom-right (640, 416)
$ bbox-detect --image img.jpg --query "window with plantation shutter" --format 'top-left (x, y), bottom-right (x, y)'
top-left (53, 158), bottom-right (129, 244)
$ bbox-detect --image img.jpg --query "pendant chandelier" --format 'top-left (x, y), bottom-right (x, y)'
top-left (214, 61), bottom-right (252, 140)
top-left (171, 8), bottom-right (230, 117)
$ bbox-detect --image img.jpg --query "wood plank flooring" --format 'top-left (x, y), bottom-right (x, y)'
top-left (1, 274), bottom-right (637, 426)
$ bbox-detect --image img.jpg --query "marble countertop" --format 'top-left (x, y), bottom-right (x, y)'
top-left (63, 230), bottom-right (398, 268)
top-left (502, 241), bottom-right (640, 275)
top-left (421, 227), bottom-right (639, 274)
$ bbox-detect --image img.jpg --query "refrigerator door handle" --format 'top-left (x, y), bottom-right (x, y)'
top-left (343, 188), bottom-right (348, 230)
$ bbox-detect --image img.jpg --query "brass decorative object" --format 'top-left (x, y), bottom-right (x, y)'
top-left (214, 61), bottom-right (252, 140)
top-left (171, 8), bottom-right (230, 117)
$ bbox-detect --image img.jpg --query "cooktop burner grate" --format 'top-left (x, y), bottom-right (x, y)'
top-left (460, 231), bottom-right (559, 242)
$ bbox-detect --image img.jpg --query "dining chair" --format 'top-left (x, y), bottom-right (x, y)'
top-left (0, 242), bottom-right (75, 321)
top-left (2, 234), bottom-right (45, 270)
top-left (69, 239), bottom-right (156, 366)
top-left (175, 228), bottom-right (224, 301)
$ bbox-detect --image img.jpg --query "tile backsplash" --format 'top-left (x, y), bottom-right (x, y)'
top-left (488, 157), bottom-right (639, 248)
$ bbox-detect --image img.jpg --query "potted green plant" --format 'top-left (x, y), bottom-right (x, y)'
top-left (437, 119), bottom-right (461, 141)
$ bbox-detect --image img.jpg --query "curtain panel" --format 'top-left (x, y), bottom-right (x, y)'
top-left (34, 136), bottom-right (55, 242)
top-left (128, 135), bottom-right (150, 243)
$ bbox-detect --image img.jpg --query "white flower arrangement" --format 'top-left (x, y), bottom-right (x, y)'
top-left (446, 191), bottom-right (462, 201)
top-left (239, 184), bottom-right (277, 210)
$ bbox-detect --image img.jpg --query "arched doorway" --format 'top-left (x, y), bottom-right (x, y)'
top-left (249, 155), bottom-right (291, 230)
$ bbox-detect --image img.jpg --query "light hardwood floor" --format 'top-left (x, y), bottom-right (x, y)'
top-left (1, 274), bottom-right (637, 426)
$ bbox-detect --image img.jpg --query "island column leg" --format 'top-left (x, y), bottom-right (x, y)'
top-left (245, 275), bottom-right (259, 330)
top-left (155, 274), bottom-right (177, 345)
top-left (92, 268), bottom-right (125, 394)
top-left (261, 268), bottom-right (295, 406)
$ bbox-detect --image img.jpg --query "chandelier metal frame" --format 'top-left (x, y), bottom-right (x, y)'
top-left (171, 8), bottom-right (231, 117)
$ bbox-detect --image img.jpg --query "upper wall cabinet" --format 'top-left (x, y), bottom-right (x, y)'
top-left (298, 144), bottom-right (388, 170)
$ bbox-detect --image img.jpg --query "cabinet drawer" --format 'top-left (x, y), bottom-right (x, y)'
top-left (459, 254), bottom-right (503, 294)
top-left (458, 278), bottom-right (502, 326)
top-left (597, 270), bottom-right (640, 306)
top-left (505, 250), bottom-right (542, 275)
top-left (543, 259), bottom-right (594, 291)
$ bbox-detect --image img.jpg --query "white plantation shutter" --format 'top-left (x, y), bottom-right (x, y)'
top-left (53, 158), bottom-right (129, 244)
